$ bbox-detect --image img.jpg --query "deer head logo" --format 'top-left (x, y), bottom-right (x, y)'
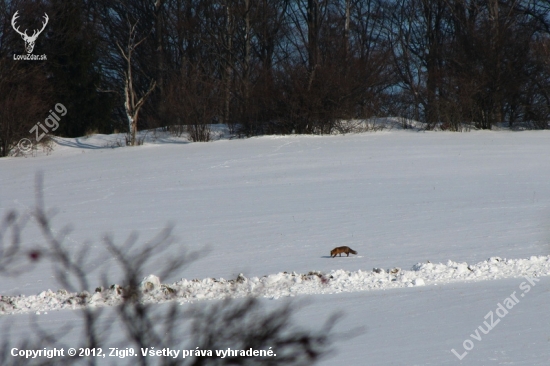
top-left (11, 11), bottom-right (49, 54)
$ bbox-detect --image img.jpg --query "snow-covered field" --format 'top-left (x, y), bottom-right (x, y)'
top-left (1, 128), bottom-right (550, 364)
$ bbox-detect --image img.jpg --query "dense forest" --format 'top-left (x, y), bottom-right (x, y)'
top-left (1, 0), bottom-right (550, 155)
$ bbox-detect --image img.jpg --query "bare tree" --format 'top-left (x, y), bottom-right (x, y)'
top-left (117, 18), bottom-right (157, 146)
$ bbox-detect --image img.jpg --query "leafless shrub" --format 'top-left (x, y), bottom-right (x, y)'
top-left (164, 65), bottom-right (218, 143)
top-left (102, 137), bottom-right (127, 148)
top-left (186, 124), bottom-right (212, 143)
top-left (0, 210), bottom-right (33, 276)
top-left (37, 135), bottom-right (55, 155)
top-left (122, 132), bottom-right (147, 146)
top-left (168, 125), bottom-right (186, 138)
top-left (187, 298), bottom-right (339, 366)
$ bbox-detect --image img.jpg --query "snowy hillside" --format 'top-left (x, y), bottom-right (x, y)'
top-left (1, 129), bottom-right (550, 364)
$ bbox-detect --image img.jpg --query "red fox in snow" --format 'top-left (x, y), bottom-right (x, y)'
top-left (330, 246), bottom-right (357, 258)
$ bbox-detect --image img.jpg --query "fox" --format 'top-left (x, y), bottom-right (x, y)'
top-left (330, 246), bottom-right (357, 258)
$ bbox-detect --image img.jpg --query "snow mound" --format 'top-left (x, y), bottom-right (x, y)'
top-left (1, 255), bottom-right (549, 315)
top-left (140, 275), bottom-right (161, 292)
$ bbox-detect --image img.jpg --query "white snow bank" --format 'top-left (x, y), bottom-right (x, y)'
top-left (1, 255), bottom-right (549, 315)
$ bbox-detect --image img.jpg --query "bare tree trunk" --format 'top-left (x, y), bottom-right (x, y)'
top-left (488, 0), bottom-right (502, 127)
top-left (344, 0), bottom-right (350, 58)
top-left (307, 0), bottom-right (319, 73)
top-left (244, 0), bottom-right (251, 123)
top-left (117, 20), bottom-right (156, 146)
top-left (422, 0), bottom-right (445, 128)
top-left (155, 0), bottom-right (165, 126)
top-left (223, 2), bottom-right (233, 126)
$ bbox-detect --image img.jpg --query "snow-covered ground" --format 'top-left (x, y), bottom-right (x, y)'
top-left (1, 128), bottom-right (550, 364)
top-left (1, 255), bottom-right (549, 316)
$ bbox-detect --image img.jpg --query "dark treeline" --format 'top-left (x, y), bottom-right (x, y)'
top-left (1, 0), bottom-right (550, 154)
